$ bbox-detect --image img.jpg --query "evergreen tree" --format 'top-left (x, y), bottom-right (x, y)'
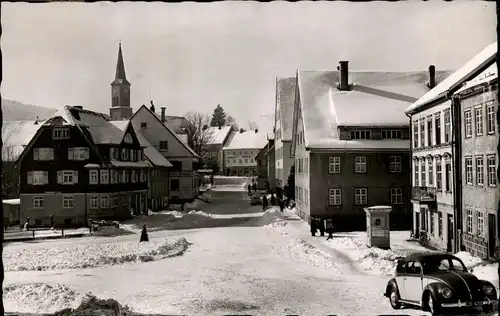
top-left (283, 165), bottom-right (295, 200)
top-left (210, 104), bottom-right (227, 127)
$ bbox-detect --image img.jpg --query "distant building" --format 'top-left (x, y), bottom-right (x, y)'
top-left (223, 129), bottom-right (268, 176)
top-left (203, 126), bottom-right (233, 174)
top-left (292, 61), bottom-right (452, 232)
top-left (405, 41), bottom-right (496, 254)
top-left (255, 137), bottom-right (276, 190)
top-left (455, 61), bottom-right (498, 259)
top-left (274, 77), bottom-right (296, 190)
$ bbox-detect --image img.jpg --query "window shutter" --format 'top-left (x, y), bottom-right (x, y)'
top-left (68, 148), bottom-right (74, 160)
top-left (109, 148), bottom-right (113, 160)
top-left (84, 147), bottom-right (90, 159)
top-left (27, 172), bottom-right (33, 184)
top-left (57, 171), bottom-right (63, 184)
top-left (73, 171), bottom-right (79, 184)
top-left (50, 148), bottom-right (55, 160)
top-left (43, 171), bottom-right (49, 184)
top-left (33, 148), bottom-right (40, 160)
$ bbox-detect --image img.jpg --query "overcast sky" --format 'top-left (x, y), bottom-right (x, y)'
top-left (2, 1), bottom-right (496, 132)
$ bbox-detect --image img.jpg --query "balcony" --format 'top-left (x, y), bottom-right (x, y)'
top-left (412, 186), bottom-right (437, 203)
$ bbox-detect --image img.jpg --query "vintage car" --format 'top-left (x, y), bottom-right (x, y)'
top-left (384, 252), bottom-right (497, 315)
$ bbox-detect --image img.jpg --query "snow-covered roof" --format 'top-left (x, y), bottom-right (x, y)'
top-left (206, 126), bottom-right (232, 145)
top-left (52, 106), bottom-right (124, 144)
top-left (406, 41), bottom-right (497, 113)
top-left (135, 131), bottom-right (173, 168)
top-left (455, 63), bottom-right (498, 94)
top-left (310, 139), bottom-right (410, 150)
top-left (3, 198), bottom-right (20, 205)
top-left (2, 120), bottom-right (44, 161)
top-left (276, 77), bottom-right (297, 141)
top-left (223, 130), bottom-right (268, 150)
top-left (177, 133), bottom-right (189, 145)
top-left (152, 113), bottom-right (187, 133)
top-left (110, 159), bottom-right (151, 168)
top-left (297, 69), bottom-right (450, 148)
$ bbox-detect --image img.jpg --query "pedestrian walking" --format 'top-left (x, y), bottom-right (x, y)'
top-left (50, 214), bottom-right (55, 229)
top-left (23, 217), bottom-right (30, 231)
top-left (325, 219), bottom-right (334, 240)
top-left (247, 184), bottom-right (252, 196)
top-left (252, 181), bottom-right (257, 192)
top-left (278, 198), bottom-right (284, 212)
top-left (318, 218), bottom-right (325, 237)
top-left (210, 174), bottom-right (214, 186)
top-left (140, 224), bottom-right (149, 242)
top-left (310, 217), bottom-right (317, 236)
top-left (262, 195), bottom-right (269, 210)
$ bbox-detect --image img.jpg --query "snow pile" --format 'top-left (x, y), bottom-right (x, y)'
top-left (3, 283), bottom-right (90, 314)
top-left (284, 237), bottom-right (340, 271)
top-left (454, 251), bottom-right (499, 291)
top-left (454, 251), bottom-right (484, 269)
top-left (91, 226), bottom-right (135, 237)
top-left (52, 295), bottom-right (133, 316)
top-left (5, 237), bottom-right (190, 271)
top-left (188, 210), bottom-right (214, 218)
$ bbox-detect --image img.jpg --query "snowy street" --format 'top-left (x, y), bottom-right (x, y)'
top-left (3, 185), bottom-right (498, 315)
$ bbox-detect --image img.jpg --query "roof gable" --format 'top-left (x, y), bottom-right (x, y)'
top-left (406, 41), bottom-right (497, 113)
top-left (206, 126), bottom-right (232, 145)
top-left (130, 105), bottom-right (199, 158)
top-left (223, 130), bottom-right (268, 150)
top-left (2, 120), bottom-right (43, 161)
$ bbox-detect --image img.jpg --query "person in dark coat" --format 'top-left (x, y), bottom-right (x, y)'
top-left (247, 184), bottom-right (252, 196)
top-left (252, 182), bottom-right (257, 192)
top-left (262, 195), bottom-right (269, 210)
top-left (270, 192), bottom-right (276, 206)
top-left (310, 218), bottom-right (317, 236)
top-left (140, 224), bottom-right (149, 242)
top-left (278, 198), bottom-right (284, 212)
top-left (318, 218), bottom-right (325, 237)
top-left (50, 215), bottom-right (55, 229)
top-left (210, 175), bottom-right (214, 186)
top-left (325, 219), bottom-right (334, 240)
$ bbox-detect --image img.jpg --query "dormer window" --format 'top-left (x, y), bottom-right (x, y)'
top-left (350, 130), bottom-right (371, 140)
top-left (141, 122), bottom-right (147, 128)
top-left (131, 150), bottom-right (137, 162)
top-left (159, 141), bottom-right (168, 152)
top-left (53, 128), bottom-right (70, 140)
top-left (121, 148), bottom-right (128, 161)
top-left (123, 133), bottom-right (133, 144)
top-left (381, 130), bottom-right (403, 140)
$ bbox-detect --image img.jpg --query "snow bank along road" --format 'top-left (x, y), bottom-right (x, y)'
top-left (3, 184), bottom-right (446, 315)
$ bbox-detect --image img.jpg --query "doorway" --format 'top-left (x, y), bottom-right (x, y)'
top-left (488, 214), bottom-right (496, 258)
top-left (447, 214), bottom-right (454, 253)
top-left (415, 213), bottom-right (420, 239)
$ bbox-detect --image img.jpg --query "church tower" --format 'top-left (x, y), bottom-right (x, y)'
top-left (110, 43), bottom-right (133, 120)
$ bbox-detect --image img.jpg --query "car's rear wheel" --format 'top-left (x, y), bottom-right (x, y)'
top-left (389, 287), bottom-right (402, 309)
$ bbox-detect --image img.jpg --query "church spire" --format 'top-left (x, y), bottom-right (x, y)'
top-left (113, 42), bottom-right (130, 85)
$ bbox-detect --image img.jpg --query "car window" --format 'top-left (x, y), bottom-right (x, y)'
top-left (407, 261), bottom-right (422, 275)
top-left (437, 259), bottom-right (450, 271)
top-left (396, 261), bottom-right (405, 274)
top-left (450, 258), bottom-right (466, 271)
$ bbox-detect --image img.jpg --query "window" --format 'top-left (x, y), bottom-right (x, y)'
top-left (245, 158), bottom-right (248, 163)
top-left (355, 156), bottom-right (366, 173)
top-left (59, 170), bottom-right (78, 185)
top-left (425, 117), bottom-right (432, 146)
top-left (477, 211), bottom-right (484, 236)
top-left (413, 122), bottom-right (419, 148)
top-left (109, 148), bottom-right (119, 160)
top-left (138, 150), bottom-right (144, 161)
top-left (389, 156), bottom-right (402, 173)
top-left (33, 148), bottom-right (54, 161)
top-left (90, 195), bottom-right (98, 209)
top-left (350, 130), bottom-right (371, 140)
top-left (475, 106), bottom-right (484, 136)
top-left (466, 209), bottom-right (473, 234)
top-left (328, 188), bottom-right (342, 205)
top-left (123, 133), bottom-right (133, 144)
top-left (29, 171), bottom-right (48, 185)
top-left (390, 188), bottom-right (403, 204)
top-left (414, 160), bottom-right (419, 186)
top-left (160, 141), bottom-right (168, 151)
top-left (131, 150), bottom-right (137, 162)
top-left (141, 122), bottom-right (147, 128)
top-left (140, 170), bottom-right (147, 182)
top-left (464, 109), bottom-right (472, 137)
top-left (420, 160), bottom-right (426, 187)
top-left (63, 195), bottom-right (74, 209)
top-left (487, 155), bottom-right (497, 186)
top-left (476, 156), bottom-right (484, 186)
top-left (382, 130), bottom-right (402, 140)
top-left (68, 147), bottom-right (90, 160)
top-left (111, 170), bottom-right (118, 184)
top-left (354, 188), bottom-right (367, 205)
top-left (436, 157), bottom-right (442, 191)
top-left (465, 157), bottom-right (473, 185)
top-left (329, 157), bottom-right (340, 173)
top-left (101, 195), bottom-right (109, 208)
top-left (420, 119), bottom-right (425, 147)
top-left (427, 159), bottom-right (433, 186)
top-left (88, 170), bottom-right (98, 184)
top-left (486, 101), bottom-right (495, 134)
top-left (435, 113), bottom-right (441, 145)
top-left (445, 160), bottom-right (452, 192)
top-left (438, 212), bottom-right (443, 237)
top-left (100, 170), bottom-right (109, 184)
top-left (113, 195), bottom-right (119, 207)
top-left (171, 179), bottom-right (180, 191)
top-left (53, 128), bottom-right (70, 140)
top-left (120, 170), bottom-right (127, 183)
top-left (33, 196), bottom-right (44, 208)
top-left (135, 170), bottom-right (140, 182)
top-left (131, 170), bottom-right (136, 183)
top-left (444, 110), bottom-right (451, 143)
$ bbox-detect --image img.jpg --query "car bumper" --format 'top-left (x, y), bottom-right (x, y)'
top-left (441, 299), bottom-right (498, 308)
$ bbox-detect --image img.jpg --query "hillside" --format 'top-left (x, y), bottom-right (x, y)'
top-left (2, 98), bottom-right (58, 121)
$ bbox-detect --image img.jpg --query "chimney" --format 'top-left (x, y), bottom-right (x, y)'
top-left (34, 116), bottom-right (39, 125)
top-left (161, 107), bottom-right (166, 123)
top-left (255, 129), bottom-right (258, 134)
top-left (338, 61), bottom-right (349, 91)
top-left (239, 128), bottom-right (244, 133)
top-left (428, 65), bottom-right (436, 89)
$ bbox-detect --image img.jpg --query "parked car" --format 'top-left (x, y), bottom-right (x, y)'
top-left (384, 252), bottom-right (497, 315)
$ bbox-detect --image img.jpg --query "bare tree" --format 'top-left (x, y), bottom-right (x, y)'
top-left (184, 112), bottom-right (214, 162)
top-left (2, 146), bottom-right (20, 199)
top-left (248, 120), bottom-right (259, 131)
top-left (226, 115), bottom-right (238, 131)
